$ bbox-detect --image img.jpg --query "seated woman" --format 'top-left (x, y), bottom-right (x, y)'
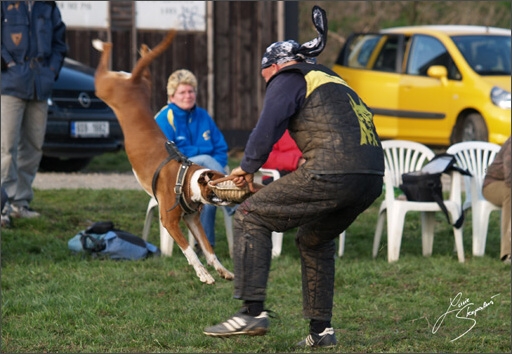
top-left (155, 69), bottom-right (231, 248)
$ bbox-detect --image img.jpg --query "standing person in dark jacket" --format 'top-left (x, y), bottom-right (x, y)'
top-left (204, 6), bottom-right (384, 348)
top-left (1, 1), bottom-right (66, 222)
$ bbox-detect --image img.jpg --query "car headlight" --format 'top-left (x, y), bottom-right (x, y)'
top-left (47, 97), bottom-right (54, 106)
top-left (490, 86), bottom-right (511, 109)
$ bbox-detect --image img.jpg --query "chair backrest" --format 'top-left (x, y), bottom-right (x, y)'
top-left (446, 141), bottom-right (501, 208)
top-left (381, 140), bottom-right (436, 188)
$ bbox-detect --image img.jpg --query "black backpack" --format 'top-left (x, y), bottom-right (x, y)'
top-left (399, 153), bottom-right (471, 228)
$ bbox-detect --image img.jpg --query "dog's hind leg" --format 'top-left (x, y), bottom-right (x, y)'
top-left (131, 30), bottom-right (176, 83)
top-left (160, 212), bottom-right (217, 284)
top-left (181, 246), bottom-right (217, 284)
top-left (183, 213), bottom-right (234, 281)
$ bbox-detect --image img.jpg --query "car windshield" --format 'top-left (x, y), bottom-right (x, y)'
top-left (452, 35), bottom-right (511, 75)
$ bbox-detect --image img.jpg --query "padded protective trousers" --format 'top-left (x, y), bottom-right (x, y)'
top-left (233, 167), bottom-right (382, 321)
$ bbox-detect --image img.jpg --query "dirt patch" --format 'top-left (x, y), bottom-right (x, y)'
top-left (33, 172), bottom-right (143, 190)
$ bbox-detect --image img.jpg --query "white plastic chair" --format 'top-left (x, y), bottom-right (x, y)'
top-left (258, 168), bottom-right (347, 258)
top-left (142, 197), bottom-right (234, 257)
top-left (372, 140), bottom-right (465, 263)
top-left (446, 141), bottom-right (502, 256)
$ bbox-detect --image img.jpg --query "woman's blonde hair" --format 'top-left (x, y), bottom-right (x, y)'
top-left (166, 69), bottom-right (197, 97)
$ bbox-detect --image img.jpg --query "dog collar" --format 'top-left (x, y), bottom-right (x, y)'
top-left (151, 141), bottom-right (199, 215)
top-left (172, 161), bottom-right (198, 214)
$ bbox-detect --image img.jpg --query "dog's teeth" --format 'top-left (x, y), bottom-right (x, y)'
top-left (92, 39), bottom-right (104, 51)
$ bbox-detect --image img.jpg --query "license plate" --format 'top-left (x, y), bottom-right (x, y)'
top-left (71, 121), bottom-right (109, 138)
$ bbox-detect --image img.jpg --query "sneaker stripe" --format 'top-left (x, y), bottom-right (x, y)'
top-left (223, 317), bottom-right (247, 331)
top-left (306, 335), bottom-right (315, 346)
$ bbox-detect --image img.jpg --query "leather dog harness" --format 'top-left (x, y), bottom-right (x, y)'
top-left (151, 141), bottom-right (198, 215)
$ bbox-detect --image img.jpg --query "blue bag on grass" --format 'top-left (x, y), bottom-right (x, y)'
top-left (68, 221), bottom-right (160, 260)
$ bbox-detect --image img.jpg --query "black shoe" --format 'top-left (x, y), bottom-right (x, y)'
top-left (296, 327), bottom-right (337, 347)
top-left (204, 309), bottom-right (269, 337)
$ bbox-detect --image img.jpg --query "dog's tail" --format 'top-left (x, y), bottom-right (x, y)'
top-left (131, 29), bottom-right (177, 83)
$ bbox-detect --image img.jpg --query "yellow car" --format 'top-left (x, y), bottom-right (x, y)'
top-left (332, 25), bottom-right (510, 146)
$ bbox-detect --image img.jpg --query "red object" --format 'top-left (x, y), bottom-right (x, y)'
top-left (262, 130), bottom-right (302, 172)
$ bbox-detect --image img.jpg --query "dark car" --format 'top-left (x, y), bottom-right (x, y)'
top-left (39, 58), bottom-right (124, 172)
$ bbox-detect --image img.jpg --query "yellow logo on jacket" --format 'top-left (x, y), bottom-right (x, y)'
top-left (304, 70), bottom-right (379, 146)
top-left (348, 94), bottom-right (379, 146)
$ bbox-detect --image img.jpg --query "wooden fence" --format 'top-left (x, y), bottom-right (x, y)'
top-left (65, 1), bottom-right (283, 149)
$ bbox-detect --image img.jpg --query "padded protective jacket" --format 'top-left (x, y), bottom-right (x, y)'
top-left (276, 63), bottom-right (384, 175)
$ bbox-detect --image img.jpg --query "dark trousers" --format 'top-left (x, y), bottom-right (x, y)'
top-left (232, 167), bottom-right (382, 321)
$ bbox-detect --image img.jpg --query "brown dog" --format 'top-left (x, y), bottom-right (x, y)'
top-left (92, 30), bottom-right (234, 284)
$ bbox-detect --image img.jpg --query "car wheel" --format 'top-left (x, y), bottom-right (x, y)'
top-left (39, 157), bottom-right (92, 172)
top-left (459, 113), bottom-right (488, 142)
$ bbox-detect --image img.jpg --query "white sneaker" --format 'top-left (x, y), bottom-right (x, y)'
top-left (10, 205), bottom-right (40, 218)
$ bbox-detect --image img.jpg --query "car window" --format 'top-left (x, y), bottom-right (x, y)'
top-left (373, 36), bottom-right (399, 72)
top-left (340, 34), bottom-right (380, 68)
top-left (338, 33), bottom-right (404, 73)
top-left (406, 34), bottom-right (461, 80)
top-left (452, 35), bottom-right (511, 75)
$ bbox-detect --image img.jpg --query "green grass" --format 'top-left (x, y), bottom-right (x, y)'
top-left (1, 152), bottom-right (510, 353)
top-left (83, 150), bottom-right (133, 173)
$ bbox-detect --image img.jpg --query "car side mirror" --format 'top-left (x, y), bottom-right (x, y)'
top-left (427, 65), bottom-right (448, 85)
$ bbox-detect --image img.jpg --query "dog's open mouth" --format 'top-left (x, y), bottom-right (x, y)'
top-left (208, 192), bottom-right (236, 206)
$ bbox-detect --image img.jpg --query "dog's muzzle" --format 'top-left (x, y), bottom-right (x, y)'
top-left (207, 179), bottom-right (253, 205)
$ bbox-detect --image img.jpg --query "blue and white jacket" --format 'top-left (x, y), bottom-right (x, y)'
top-left (1, 1), bottom-right (67, 100)
top-left (155, 103), bottom-right (229, 168)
